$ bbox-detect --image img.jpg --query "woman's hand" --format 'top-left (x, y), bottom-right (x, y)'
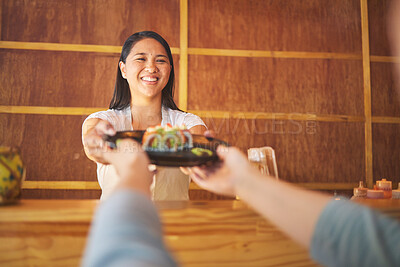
top-left (82, 119), bottom-right (116, 164)
top-left (203, 130), bottom-right (215, 139)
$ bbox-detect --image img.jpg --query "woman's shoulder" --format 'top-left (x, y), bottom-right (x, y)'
top-left (87, 107), bottom-right (130, 120)
top-left (164, 107), bottom-right (206, 128)
top-left (164, 107), bottom-right (186, 116)
top-left (84, 107), bottom-right (131, 130)
top-left (164, 107), bottom-right (194, 120)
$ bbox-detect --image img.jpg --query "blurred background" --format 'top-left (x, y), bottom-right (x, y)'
top-left (0, 0), bottom-right (399, 199)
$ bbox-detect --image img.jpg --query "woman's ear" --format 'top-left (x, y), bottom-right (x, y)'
top-left (119, 61), bottom-right (127, 79)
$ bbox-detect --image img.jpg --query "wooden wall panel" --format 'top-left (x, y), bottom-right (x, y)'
top-left (188, 0), bottom-right (361, 52)
top-left (203, 118), bottom-right (365, 183)
top-left (188, 56), bottom-right (364, 115)
top-left (372, 124), bottom-right (400, 187)
top-left (0, 114), bottom-right (97, 181)
top-left (371, 62), bottom-right (400, 117)
top-left (0, 50), bottom-right (180, 108)
top-left (0, 49), bottom-right (117, 107)
top-left (368, 0), bottom-right (392, 56)
top-left (1, 0), bottom-right (180, 47)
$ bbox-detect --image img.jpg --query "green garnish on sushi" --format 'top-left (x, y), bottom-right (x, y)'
top-left (191, 147), bottom-right (213, 156)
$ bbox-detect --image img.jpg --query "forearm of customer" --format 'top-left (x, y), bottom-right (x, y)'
top-left (310, 199), bottom-right (400, 267)
top-left (112, 167), bottom-right (152, 198)
top-left (82, 190), bottom-right (177, 267)
top-left (234, 171), bottom-right (330, 248)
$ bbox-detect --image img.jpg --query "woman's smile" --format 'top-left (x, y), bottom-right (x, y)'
top-left (141, 76), bottom-right (158, 82)
top-left (140, 75), bottom-right (159, 85)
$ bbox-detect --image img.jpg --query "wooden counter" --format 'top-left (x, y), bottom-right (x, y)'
top-left (0, 199), bottom-right (399, 267)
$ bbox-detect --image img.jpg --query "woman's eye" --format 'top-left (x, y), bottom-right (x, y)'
top-left (135, 58), bottom-right (145, 62)
top-left (156, 59), bottom-right (167, 63)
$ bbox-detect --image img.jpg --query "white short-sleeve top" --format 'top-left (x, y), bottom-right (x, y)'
top-left (82, 105), bottom-right (206, 200)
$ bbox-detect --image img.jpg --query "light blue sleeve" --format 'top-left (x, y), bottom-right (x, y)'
top-left (310, 199), bottom-right (400, 267)
top-left (81, 190), bottom-right (178, 267)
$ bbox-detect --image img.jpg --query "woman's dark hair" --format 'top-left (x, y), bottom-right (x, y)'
top-left (109, 31), bottom-right (180, 111)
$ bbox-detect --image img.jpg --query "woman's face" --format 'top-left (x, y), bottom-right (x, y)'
top-left (119, 38), bottom-right (171, 102)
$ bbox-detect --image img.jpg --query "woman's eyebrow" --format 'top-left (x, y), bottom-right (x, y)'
top-left (133, 52), bottom-right (168, 58)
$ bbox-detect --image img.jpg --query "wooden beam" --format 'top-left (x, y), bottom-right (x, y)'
top-left (178, 0), bottom-right (188, 111)
top-left (0, 41), bottom-right (180, 54)
top-left (0, 0), bottom-right (2, 41)
top-left (372, 116), bottom-right (400, 124)
top-left (188, 47), bottom-right (362, 60)
top-left (0, 106), bottom-right (105, 115)
top-left (370, 55), bottom-right (400, 63)
top-left (360, 0), bottom-right (373, 189)
top-left (2, 41), bottom-right (398, 62)
top-left (188, 110), bottom-right (365, 122)
top-left (22, 181), bottom-right (101, 190)
top-left (2, 106), bottom-right (399, 125)
top-left (295, 183), bottom-right (359, 190)
top-left (21, 180), bottom-right (357, 191)
top-left (190, 182), bottom-right (358, 191)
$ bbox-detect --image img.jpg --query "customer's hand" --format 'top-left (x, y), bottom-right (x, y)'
top-left (83, 119), bottom-right (116, 164)
top-left (103, 139), bottom-right (153, 197)
top-left (189, 146), bottom-right (256, 197)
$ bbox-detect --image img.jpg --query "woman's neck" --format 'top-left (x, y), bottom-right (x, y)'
top-left (130, 97), bottom-right (163, 130)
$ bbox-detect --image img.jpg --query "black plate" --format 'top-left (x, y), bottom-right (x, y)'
top-left (103, 131), bottom-right (230, 167)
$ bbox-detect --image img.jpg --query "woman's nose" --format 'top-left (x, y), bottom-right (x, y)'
top-left (145, 61), bottom-right (158, 73)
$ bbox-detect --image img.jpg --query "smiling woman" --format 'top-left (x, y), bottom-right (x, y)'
top-left (81, 31), bottom-right (207, 201)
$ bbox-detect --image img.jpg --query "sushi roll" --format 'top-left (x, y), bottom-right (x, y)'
top-left (178, 128), bottom-right (193, 149)
top-left (142, 125), bottom-right (163, 151)
top-left (142, 124), bottom-right (193, 152)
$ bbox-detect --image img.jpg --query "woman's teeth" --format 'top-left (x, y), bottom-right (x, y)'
top-left (142, 77), bottom-right (158, 82)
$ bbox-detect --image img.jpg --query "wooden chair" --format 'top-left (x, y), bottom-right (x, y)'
top-left (247, 146), bottom-right (279, 179)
